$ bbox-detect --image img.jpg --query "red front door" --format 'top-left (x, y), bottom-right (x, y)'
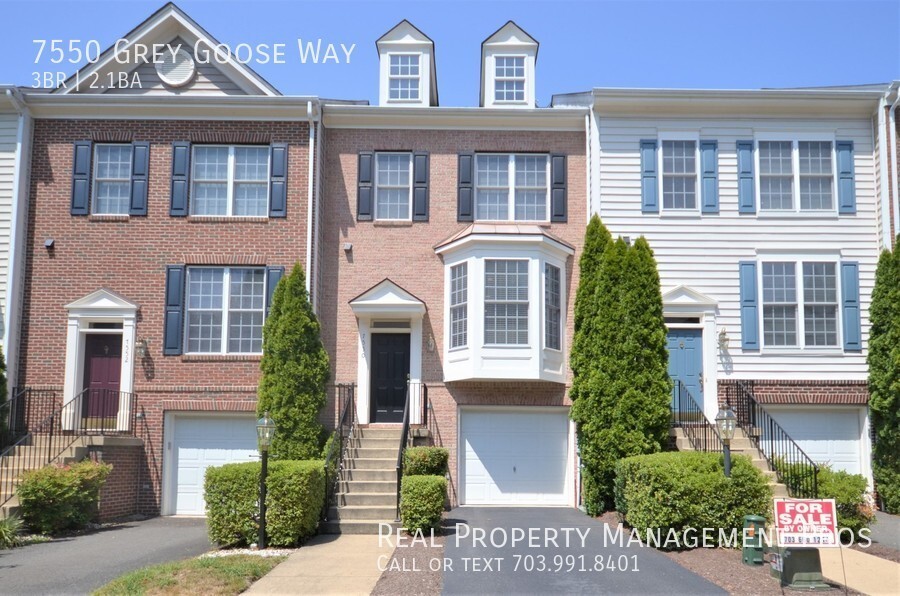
top-left (82, 334), bottom-right (122, 421)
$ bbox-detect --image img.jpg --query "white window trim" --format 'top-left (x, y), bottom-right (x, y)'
top-left (754, 134), bottom-right (838, 215)
top-left (91, 143), bottom-right (132, 215)
top-left (656, 132), bottom-right (701, 214)
top-left (190, 145), bottom-right (270, 218)
top-left (483, 258), bottom-right (530, 347)
top-left (449, 263), bottom-right (468, 350)
top-left (492, 54), bottom-right (528, 105)
top-left (386, 52), bottom-right (423, 104)
top-left (475, 153), bottom-right (551, 223)
top-left (544, 263), bottom-right (562, 352)
top-left (374, 152), bottom-right (413, 222)
top-left (184, 266), bottom-right (266, 355)
top-left (757, 255), bottom-right (843, 354)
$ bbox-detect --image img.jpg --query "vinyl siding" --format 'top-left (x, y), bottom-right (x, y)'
top-left (594, 116), bottom-right (878, 380)
top-left (0, 113), bottom-right (18, 340)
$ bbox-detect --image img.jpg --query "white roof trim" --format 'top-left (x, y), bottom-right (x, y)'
top-left (662, 285), bottom-right (718, 309)
top-left (65, 288), bottom-right (139, 312)
top-left (349, 279), bottom-right (426, 316)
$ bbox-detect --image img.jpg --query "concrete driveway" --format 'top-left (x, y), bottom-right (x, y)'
top-left (443, 507), bottom-right (725, 595)
top-left (0, 517), bottom-right (211, 595)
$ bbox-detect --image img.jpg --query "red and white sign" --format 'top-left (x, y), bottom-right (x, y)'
top-left (774, 499), bottom-right (839, 547)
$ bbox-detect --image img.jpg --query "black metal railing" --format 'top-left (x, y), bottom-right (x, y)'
top-left (322, 383), bottom-right (356, 521)
top-left (1, 387), bottom-right (32, 451)
top-left (671, 380), bottom-right (723, 452)
top-left (394, 381), bottom-right (429, 521)
top-left (725, 381), bottom-right (819, 498)
top-left (0, 388), bottom-right (138, 509)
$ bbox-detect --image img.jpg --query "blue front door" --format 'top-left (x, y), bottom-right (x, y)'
top-left (667, 328), bottom-right (703, 410)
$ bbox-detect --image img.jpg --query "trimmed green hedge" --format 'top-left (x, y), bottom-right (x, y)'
top-left (205, 460), bottom-right (324, 547)
top-left (17, 460), bottom-right (111, 535)
top-left (403, 447), bottom-right (449, 477)
top-left (400, 475), bottom-right (446, 534)
top-left (615, 452), bottom-right (771, 549)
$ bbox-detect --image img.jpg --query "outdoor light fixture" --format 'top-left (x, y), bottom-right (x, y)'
top-left (135, 338), bottom-right (149, 359)
top-left (715, 405), bottom-right (737, 477)
top-left (718, 327), bottom-right (730, 351)
top-left (256, 411), bottom-right (276, 549)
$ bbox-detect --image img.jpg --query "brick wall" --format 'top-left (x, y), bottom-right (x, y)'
top-left (91, 444), bottom-right (143, 520)
top-left (320, 128), bottom-right (586, 505)
top-left (21, 119), bottom-right (312, 513)
top-left (717, 379), bottom-right (869, 406)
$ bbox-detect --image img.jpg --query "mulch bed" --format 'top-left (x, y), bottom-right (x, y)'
top-left (372, 531), bottom-right (444, 596)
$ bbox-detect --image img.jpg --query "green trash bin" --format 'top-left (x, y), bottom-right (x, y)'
top-left (742, 515), bottom-right (766, 566)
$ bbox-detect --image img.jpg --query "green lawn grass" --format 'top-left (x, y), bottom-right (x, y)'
top-left (92, 554), bottom-right (285, 596)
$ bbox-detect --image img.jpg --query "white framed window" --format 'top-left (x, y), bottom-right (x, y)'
top-left (375, 153), bottom-right (412, 220)
top-left (545, 263), bottom-right (561, 350)
top-left (388, 53), bottom-right (421, 101)
top-left (757, 139), bottom-right (836, 212)
top-left (761, 260), bottom-right (839, 349)
top-left (484, 259), bottom-right (529, 345)
top-left (661, 140), bottom-right (697, 210)
top-left (450, 263), bottom-right (468, 349)
top-left (494, 55), bottom-right (526, 103)
top-left (191, 145), bottom-right (269, 217)
top-left (475, 154), bottom-right (549, 221)
top-left (185, 267), bottom-right (266, 354)
top-left (92, 144), bottom-right (132, 215)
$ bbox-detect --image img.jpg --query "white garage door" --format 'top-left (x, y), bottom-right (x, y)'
top-left (171, 416), bottom-right (259, 515)
top-left (461, 409), bottom-right (568, 506)
top-left (769, 408), bottom-right (863, 475)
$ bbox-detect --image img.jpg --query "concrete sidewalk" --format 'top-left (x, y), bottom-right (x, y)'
top-left (245, 534), bottom-right (393, 595)
top-left (819, 546), bottom-right (900, 596)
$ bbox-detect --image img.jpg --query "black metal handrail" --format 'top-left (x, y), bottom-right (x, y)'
top-left (725, 381), bottom-right (819, 498)
top-left (0, 387), bottom-right (138, 509)
top-left (671, 380), bottom-right (723, 452)
top-left (322, 383), bottom-right (356, 522)
top-left (395, 382), bottom-right (412, 522)
top-left (1, 387), bottom-right (31, 451)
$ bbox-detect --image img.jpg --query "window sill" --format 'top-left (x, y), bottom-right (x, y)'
top-left (181, 353), bottom-right (263, 362)
top-left (373, 220), bottom-right (414, 228)
top-left (88, 214), bottom-right (130, 222)
top-left (658, 212), bottom-right (702, 219)
top-left (756, 212), bottom-right (840, 220)
top-left (187, 216), bottom-right (270, 224)
top-left (758, 349), bottom-right (846, 357)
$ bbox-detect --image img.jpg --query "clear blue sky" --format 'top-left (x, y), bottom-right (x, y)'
top-left (3, 0), bottom-right (898, 106)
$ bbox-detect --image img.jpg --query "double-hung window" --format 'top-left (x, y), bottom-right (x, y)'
top-left (186, 267), bottom-right (266, 354)
top-left (494, 56), bottom-right (525, 102)
top-left (661, 140), bottom-right (697, 210)
top-left (762, 261), bottom-right (838, 348)
top-left (191, 146), bottom-right (269, 216)
top-left (484, 260), bottom-right (528, 345)
top-left (92, 144), bottom-right (132, 215)
top-left (475, 154), bottom-right (549, 221)
top-left (759, 140), bottom-right (835, 212)
top-left (450, 263), bottom-right (468, 349)
top-left (545, 263), bottom-right (561, 350)
top-left (388, 54), bottom-right (420, 101)
top-left (375, 153), bottom-right (412, 220)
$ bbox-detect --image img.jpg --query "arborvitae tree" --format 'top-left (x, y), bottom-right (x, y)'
top-left (571, 215), bottom-right (612, 381)
top-left (257, 264), bottom-right (330, 460)
top-left (571, 236), bottom-right (672, 514)
top-left (868, 237), bottom-right (900, 512)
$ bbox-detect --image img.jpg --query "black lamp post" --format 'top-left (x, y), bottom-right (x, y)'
top-left (256, 411), bottom-right (276, 549)
top-left (715, 405), bottom-right (737, 477)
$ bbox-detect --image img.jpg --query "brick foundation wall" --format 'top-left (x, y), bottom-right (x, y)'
top-left (91, 444), bottom-right (143, 521)
top-left (718, 379), bottom-right (869, 406)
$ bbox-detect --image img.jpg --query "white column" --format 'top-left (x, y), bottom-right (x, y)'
top-left (356, 318), bottom-right (370, 424)
top-left (62, 318), bottom-right (80, 431)
top-left (410, 317), bottom-right (423, 424)
top-left (118, 317), bottom-right (136, 431)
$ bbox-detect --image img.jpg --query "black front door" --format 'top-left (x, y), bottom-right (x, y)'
top-left (370, 333), bottom-right (410, 423)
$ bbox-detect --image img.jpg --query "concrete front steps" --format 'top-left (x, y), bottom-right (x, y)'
top-left (321, 426), bottom-right (403, 535)
top-left (671, 426), bottom-right (789, 498)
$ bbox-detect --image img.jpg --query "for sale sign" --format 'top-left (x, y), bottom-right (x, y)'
top-left (774, 499), bottom-right (839, 547)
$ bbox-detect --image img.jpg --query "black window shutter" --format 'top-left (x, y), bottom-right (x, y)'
top-left (550, 154), bottom-right (567, 222)
top-left (269, 143), bottom-right (288, 218)
top-left (129, 142), bottom-right (150, 216)
top-left (266, 266), bottom-right (286, 317)
top-left (357, 152), bottom-right (373, 221)
top-left (71, 141), bottom-right (93, 216)
top-left (413, 152), bottom-right (429, 221)
top-left (170, 142), bottom-right (191, 217)
top-left (163, 265), bottom-right (186, 355)
top-left (458, 153), bottom-right (474, 222)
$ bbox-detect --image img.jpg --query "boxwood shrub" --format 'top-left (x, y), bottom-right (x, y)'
top-left (17, 460), bottom-right (112, 535)
top-left (403, 447), bottom-right (449, 477)
top-left (614, 451), bottom-right (771, 549)
top-left (817, 466), bottom-right (875, 540)
top-left (205, 460), bottom-right (324, 547)
top-left (400, 475), bottom-right (446, 534)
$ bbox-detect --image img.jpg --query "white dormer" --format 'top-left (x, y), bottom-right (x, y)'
top-left (376, 20), bottom-right (438, 107)
top-left (481, 21), bottom-right (538, 108)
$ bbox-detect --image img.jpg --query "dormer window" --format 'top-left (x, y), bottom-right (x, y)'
top-left (494, 56), bottom-right (526, 103)
top-left (388, 54), bottom-right (421, 101)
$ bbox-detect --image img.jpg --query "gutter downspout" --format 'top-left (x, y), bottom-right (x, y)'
top-left (305, 100), bottom-right (317, 304)
top-left (877, 94), bottom-right (891, 249)
top-left (312, 117), bottom-right (324, 315)
top-left (4, 88), bottom-right (32, 393)
top-left (584, 111), bottom-right (591, 223)
top-left (888, 86), bottom-right (900, 247)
